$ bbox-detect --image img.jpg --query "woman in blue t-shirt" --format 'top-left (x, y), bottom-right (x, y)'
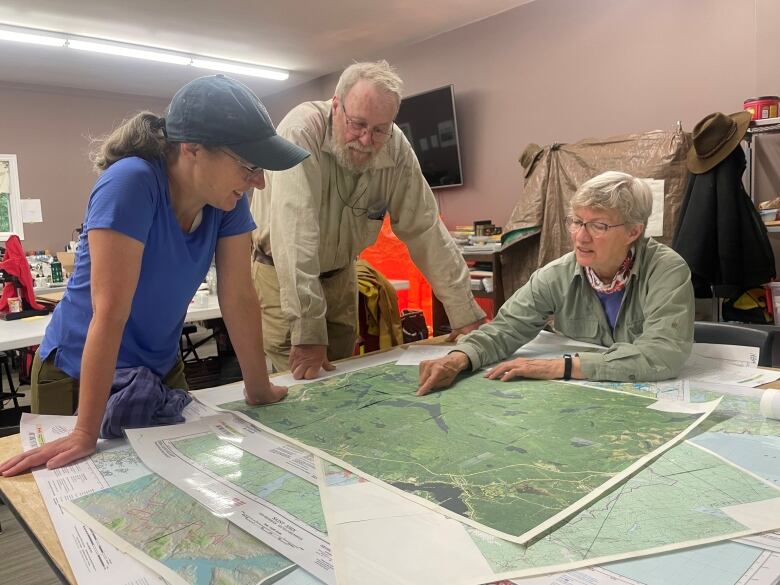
top-left (1, 75), bottom-right (309, 476)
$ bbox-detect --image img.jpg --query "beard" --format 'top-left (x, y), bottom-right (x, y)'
top-left (328, 130), bottom-right (379, 174)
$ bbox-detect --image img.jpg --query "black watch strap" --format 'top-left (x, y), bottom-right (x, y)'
top-left (563, 353), bottom-right (572, 380)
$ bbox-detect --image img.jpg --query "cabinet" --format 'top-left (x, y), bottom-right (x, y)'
top-left (431, 249), bottom-right (506, 336)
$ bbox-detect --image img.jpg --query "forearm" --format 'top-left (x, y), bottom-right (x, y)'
top-left (456, 279), bottom-right (550, 369)
top-left (220, 289), bottom-right (271, 388)
top-left (74, 315), bottom-right (126, 439)
top-left (404, 222), bottom-right (485, 328)
top-left (578, 338), bottom-right (692, 382)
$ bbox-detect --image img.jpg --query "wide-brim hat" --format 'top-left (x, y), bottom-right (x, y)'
top-left (519, 143), bottom-right (543, 177)
top-left (687, 111), bottom-right (751, 174)
top-left (165, 74), bottom-right (310, 171)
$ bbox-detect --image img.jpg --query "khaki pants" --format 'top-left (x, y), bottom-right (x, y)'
top-left (252, 261), bottom-right (357, 373)
top-left (31, 350), bottom-right (189, 415)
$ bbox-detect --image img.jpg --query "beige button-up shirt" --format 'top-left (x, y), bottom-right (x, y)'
top-left (251, 99), bottom-right (484, 346)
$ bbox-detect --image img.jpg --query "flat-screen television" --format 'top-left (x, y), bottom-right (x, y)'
top-left (395, 84), bottom-right (463, 189)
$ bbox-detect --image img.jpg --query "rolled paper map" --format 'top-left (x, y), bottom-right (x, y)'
top-left (760, 388), bottom-right (780, 420)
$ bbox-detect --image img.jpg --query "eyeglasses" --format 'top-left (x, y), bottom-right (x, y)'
top-left (341, 104), bottom-right (394, 143)
top-left (220, 148), bottom-right (264, 179)
top-left (565, 216), bottom-right (625, 238)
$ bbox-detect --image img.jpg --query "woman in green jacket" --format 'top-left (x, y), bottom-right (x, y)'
top-left (418, 171), bottom-right (695, 395)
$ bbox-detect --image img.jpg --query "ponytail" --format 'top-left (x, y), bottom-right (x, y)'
top-left (90, 112), bottom-right (176, 172)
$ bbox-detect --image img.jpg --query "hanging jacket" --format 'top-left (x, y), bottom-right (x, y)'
top-left (672, 147), bottom-right (775, 298)
top-left (0, 234), bottom-right (44, 312)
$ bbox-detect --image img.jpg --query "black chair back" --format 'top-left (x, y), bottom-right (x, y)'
top-left (693, 322), bottom-right (774, 367)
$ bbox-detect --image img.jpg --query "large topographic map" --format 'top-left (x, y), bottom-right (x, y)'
top-left (218, 363), bottom-right (716, 543)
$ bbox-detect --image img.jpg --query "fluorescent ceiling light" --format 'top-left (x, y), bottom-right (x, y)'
top-left (0, 22), bottom-right (289, 81)
top-left (0, 27), bottom-right (66, 47)
top-left (192, 58), bottom-right (289, 81)
top-left (68, 39), bottom-right (191, 65)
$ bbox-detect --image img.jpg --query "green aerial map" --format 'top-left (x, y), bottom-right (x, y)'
top-left (171, 432), bottom-right (327, 533)
top-left (462, 440), bottom-right (780, 572)
top-left (219, 363), bottom-right (709, 541)
top-left (69, 474), bottom-right (294, 585)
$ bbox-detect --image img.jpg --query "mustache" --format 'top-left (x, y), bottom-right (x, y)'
top-left (346, 141), bottom-right (374, 153)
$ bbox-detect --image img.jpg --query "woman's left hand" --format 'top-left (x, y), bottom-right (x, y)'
top-left (485, 357), bottom-right (566, 382)
top-left (244, 382), bottom-right (288, 405)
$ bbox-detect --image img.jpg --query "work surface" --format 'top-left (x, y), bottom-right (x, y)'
top-left (0, 294), bottom-right (222, 352)
top-left (1, 348), bottom-right (779, 585)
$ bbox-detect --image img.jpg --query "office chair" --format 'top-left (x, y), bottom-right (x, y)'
top-left (693, 321), bottom-right (774, 367)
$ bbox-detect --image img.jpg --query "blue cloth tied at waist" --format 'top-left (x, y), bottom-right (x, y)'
top-left (99, 366), bottom-right (191, 439)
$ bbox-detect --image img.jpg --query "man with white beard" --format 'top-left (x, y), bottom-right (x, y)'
top-left (250, 61), bottom-right (485, 379)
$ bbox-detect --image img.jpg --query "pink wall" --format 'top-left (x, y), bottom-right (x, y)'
top-left (0, 83), bottom-right (169, 251)
top-left (264, 0), bottom-right (778, 229)
top-left (3, 0), bottom-right (779, 251)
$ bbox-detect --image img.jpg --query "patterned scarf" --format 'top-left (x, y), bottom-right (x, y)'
top-left (584, 247), bottom-right (635, 294)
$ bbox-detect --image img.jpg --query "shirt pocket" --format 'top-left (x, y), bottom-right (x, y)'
top-left (557, 318), bottom-right (600, 344)
top-left (622, 319), bottom-right (645, 340)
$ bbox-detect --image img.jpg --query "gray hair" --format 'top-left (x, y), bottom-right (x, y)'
top-left (334, 60), bottom-right (403, 109)
top-left (569, 171), bottom-right (653, 227)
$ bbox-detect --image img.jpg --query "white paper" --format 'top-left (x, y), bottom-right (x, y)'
top-left (20, 414), bottom-right (165, 585)
top-left (316, 459), bottom-right (494, 585)
top-left (737, 531), bottom-right (780, 553)
top-left (20, 198), bottom-right (43, 223)
top-left (395, 345), bottom-right (454, 365)
top-left (693, 342), bottom-right (760, 368)
top-left (642, 178), bottom-right (665, 237)
top-left (680, 354), bottom-right (780, 387)
top-left (125, 417), bottom-right (335, 584)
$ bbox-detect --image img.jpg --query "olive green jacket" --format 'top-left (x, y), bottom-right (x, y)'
top-left (456, 237), bottom-right (694, 382)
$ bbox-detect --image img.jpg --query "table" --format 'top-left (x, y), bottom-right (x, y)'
top-left (0, 435), bottom-right (73, 584)
top-left (0, 294), bottom-right (222, 353)
top-left (3, 356), bottom-right (778, 585)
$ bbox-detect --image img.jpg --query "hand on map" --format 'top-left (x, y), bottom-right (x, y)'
top-left (417, 351), bottom-right (471, 396)
top-left (244, 382), bottom-right (288, 405)
top-left (0, 427), bottom-right (98, 477)
top-left (289, 344), bottom-right (335, 380)
top-left (486, 357), bottom-right (574, 381)
top-left (446, 317), bottom-right (488, 341)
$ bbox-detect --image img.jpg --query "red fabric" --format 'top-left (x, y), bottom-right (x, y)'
top-left (360, 217), bottom-right (433, 329)
top-left (0, 235), bottom-right (44, 311)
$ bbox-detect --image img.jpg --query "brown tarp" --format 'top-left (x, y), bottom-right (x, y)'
top-left (499, 129), bottom-right (691, 302)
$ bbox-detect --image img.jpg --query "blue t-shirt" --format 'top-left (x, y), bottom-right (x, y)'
top-left (595, 289), bottom-right (625, 331)
top-left (40, 157), bottom-right (256, 379)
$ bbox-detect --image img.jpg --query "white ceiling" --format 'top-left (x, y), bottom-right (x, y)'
top-left (0, 0), bottom-right (532, 99)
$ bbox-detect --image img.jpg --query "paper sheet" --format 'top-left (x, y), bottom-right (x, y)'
top-left (125, 416), bottom-right (335, 584)
top-left (20, 414), bottom-right (165, 585)
top-left (395, 344), bottom-right (454, 365)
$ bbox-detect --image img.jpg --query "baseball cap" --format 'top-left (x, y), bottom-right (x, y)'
top-left (164, 74), bottom-right (309, 171)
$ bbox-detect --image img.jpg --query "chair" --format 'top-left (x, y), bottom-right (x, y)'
top-left (693, 321), bottom-right (774, 367)
top-left (0, 351), bottom-right (25, 410)
top-left (179, 324), bottom-right (202, 363)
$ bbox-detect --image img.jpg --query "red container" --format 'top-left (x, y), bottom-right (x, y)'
top-left (744, 96), bottom-right (780, 120)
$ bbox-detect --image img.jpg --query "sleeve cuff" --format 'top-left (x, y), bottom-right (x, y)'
top-left (454, 342), bottom-right (483, 371)
top-left (445, 298), bottom-right (487, 330)
top-left (290, 317), bottom-right (329, 346)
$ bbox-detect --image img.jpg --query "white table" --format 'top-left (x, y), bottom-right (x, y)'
top-left (0, 293), bottom-right (222, 352)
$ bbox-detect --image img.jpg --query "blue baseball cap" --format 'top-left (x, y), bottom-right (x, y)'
top-left (164, 74), bottom-right (309, 171)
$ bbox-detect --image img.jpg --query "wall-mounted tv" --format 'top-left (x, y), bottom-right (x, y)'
top-left (395, 84), bottom-right (463, 189)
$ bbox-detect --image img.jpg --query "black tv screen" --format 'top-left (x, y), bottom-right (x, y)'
top-left (395, 85), bottom-right (463, 189)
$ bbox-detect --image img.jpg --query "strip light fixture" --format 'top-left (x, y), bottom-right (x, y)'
top-left (0, 23), bottom-right (289, 81)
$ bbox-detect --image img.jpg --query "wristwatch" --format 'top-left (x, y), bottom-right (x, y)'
top-left (563, 353), bottom-right (573, 380)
